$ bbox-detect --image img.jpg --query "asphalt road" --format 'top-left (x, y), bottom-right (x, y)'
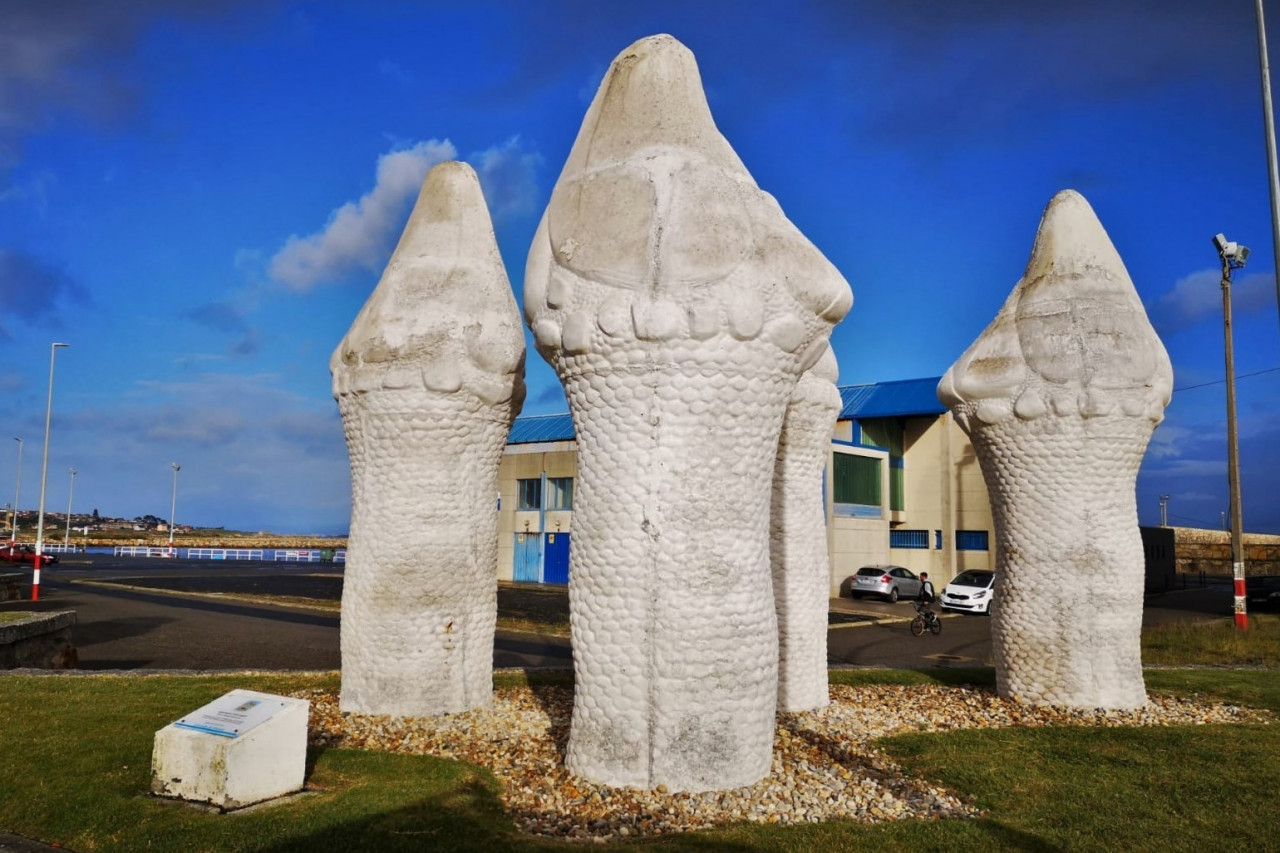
top-left (0, 553), bottom-right (1238, 672)
top-left (2, 554), bottom-right (570, 671)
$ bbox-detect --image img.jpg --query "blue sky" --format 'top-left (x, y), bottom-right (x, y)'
top-left (2, 0), bottom-right (1278, 536)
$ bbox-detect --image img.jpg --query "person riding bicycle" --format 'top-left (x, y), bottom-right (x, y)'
top-left (917, 572), bottom-right (936, 612)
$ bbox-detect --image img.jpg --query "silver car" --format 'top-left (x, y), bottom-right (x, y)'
top-left (848, 565), bottom-right (921, 603)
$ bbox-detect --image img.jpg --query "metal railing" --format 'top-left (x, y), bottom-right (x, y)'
top-left (40, 543), bottom-right (83, 553)
top-left (273, 549), bottom-right (346, 563)
top-left (187, 548), bottom-right (265, 561)
top-left (114, 546), bottom-right (178, 558)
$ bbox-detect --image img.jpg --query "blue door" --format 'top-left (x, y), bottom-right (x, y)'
top-left (543, 532), bottom-right (571, 585)
top-left (513, 533), bottom-right (541, 582)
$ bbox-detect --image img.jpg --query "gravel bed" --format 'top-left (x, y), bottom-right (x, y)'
top-left (301, 682), bottom-right (1270, 842)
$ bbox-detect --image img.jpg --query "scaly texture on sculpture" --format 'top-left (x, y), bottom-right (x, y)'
top-left (937, 190), bottom-right (1171, 709)
top-left (332, 161), bottom-right (525, 716)
top-left (525, 34), bottom-right (852, 791)
top-left (772, 344), bottom-right (842, 712)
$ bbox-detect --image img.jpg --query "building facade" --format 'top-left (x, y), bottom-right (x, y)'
top-left (497, 377), bottom-right (996, 594)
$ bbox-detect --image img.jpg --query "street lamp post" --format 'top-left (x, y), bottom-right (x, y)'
top-left (10, 437), bottom-right (21, 542)
top-left (1213, 234), bottom-right (1249, 631)
top-left (168, 462), bottom-right (181, 554)
top-left (1159, 494), bottom-right (1170, 527)
top-left (65, 467), bottom-right (77, 546)
top-left (32, 342), bottom-right (69, 601)
top-left (1255, 0), bottom-right (1280, 333)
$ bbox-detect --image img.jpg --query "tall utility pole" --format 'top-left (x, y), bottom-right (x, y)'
top-left (1159, 494), bottom-right (1170, 527)
top-left (1214, 234), bottom-right (1250, 631)
top-left (1256, 0), bottom-right (1280, 331)
top-left (33, 342), bottom-right (69, 602)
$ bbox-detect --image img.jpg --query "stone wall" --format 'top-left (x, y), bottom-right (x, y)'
top-left (1171, 527), bottom-right (1280, 577)
top-left (0, 610), bottom-right (77, 669)
top-left (0, 572), bottom-right (21, 602)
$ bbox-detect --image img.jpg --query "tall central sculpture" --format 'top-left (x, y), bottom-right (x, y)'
top-left (525, 34), bottom-right (851, 790)
top-left (938, 190), bottom-right (1172, 709)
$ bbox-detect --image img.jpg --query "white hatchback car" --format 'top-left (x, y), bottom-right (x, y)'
top-left (940, 570), bottom-right (996, 614)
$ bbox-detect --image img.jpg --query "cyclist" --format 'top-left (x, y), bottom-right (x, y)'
top-left (917, 572), bottom-right (936, 611)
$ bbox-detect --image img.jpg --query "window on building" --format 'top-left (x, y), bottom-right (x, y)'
top-left (860, 418), bottom-right (905, 512)
top-left (833, 454), bottom-right (881, 507)
top-left (890, 529), bottom-right (929, 549)
top-left (546, 477), bottom-right (574, 510)
top-left (956, 530), bottom-right (990, 551)
top-left (517, 478), bottom-right (542, 510)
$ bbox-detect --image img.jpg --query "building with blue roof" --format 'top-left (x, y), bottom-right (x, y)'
top-left (497, 376), bottom-right (995, 594)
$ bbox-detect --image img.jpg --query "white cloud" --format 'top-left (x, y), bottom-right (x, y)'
top-left (1150, 267), bottom-right (1277, 332)
top-left (468, 136), bottom-right (543, 222)
top-left (268, 138), bottom-right (458, 291)
top-left (1146, 423), bottom-right (1190, 459)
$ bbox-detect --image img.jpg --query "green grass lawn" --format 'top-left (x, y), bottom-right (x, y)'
top-left (1, 666), bottom-right (1277, 852)
top-left (1143, 612), bottom-right (1280, 667)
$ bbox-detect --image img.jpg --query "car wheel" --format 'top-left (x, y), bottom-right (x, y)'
top-left (887, 588), bottom-right (899, 603)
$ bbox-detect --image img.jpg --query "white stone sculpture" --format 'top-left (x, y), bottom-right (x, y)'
top-left (524, 34), bottom-right (852, 790)
top-left (772, 345), bottom-right (842, 712)
top-left (937, 189), bottom-right (1172, 709)
top-left (332, 161), bottom-right (525, 716)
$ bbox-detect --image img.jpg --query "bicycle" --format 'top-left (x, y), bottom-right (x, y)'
top-left (910, 601), bottom-right (942, 636)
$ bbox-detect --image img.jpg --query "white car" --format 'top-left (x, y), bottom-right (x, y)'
top-left (940, 570), bottom-right (995, 614)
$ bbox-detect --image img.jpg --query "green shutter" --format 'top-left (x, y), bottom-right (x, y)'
top-left (834, 454), bottom-right (881, 506)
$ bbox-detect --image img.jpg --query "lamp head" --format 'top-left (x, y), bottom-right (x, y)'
top-left (1213, 233), bottom-right (1250, 269)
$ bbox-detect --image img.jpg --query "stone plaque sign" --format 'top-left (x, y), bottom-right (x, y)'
top-left (152, 688), bottom-right (310, 809)
top-left (173, 689), bottom-right (289, 738)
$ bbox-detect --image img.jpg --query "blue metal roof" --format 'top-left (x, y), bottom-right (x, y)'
top-left (506, 377), bottom-right (945, 445)
top-left (838, 376), bottom-right (946, 419)
top-left (507, 413), bottom-right (576, 444)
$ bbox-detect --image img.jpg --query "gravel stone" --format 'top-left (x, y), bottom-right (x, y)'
top-left (298, 681), bottom-right (1270, 841)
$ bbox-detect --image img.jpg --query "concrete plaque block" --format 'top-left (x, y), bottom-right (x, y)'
top-left (151, 689), bottom-right (309, 810)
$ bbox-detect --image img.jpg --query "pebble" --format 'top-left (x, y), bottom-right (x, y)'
top-left (297, 682), bottom-right (1269, 842)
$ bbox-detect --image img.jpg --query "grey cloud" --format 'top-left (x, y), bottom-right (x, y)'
top-left (0, 1), bottom-right (262, 180)
top-left (188, 301), bottom-right (248, 334)
top-left (0, 249), bottom-right (87, 337)
top-left (230, 328), bottom-right (260, 357)
top-left (187, 300), bottom-right (261, 357)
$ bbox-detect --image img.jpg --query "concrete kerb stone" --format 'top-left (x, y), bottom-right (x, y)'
top-left (0, 611), bottom-right (76, 669)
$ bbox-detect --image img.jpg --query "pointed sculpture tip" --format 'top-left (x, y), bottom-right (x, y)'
top-left (620, 33), bottom-right (692, 61)
top-left (1023, 187), bottom-right (1128, 286)
top-left (417, 160), bottom-right (486, 220)
top-left (1035, 188), bottom-right (1107, 237)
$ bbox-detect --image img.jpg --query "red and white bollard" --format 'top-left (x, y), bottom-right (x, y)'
top-left (31, 554), bottom-right (41, 602)
top-left (1234, 573), bottom-right (1249, 632)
